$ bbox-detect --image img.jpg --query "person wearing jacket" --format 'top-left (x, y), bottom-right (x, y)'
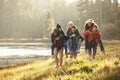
top-left (56, 24), bottom-right (68, 58)
top-left (84, 19), bottom-right (95, 54)
top-left (51, 24), bottom-right (65, 68)
top-left (66, 21), bottom-right (83, 56)
top-left (51, 29), bottom-right (58, 58)
top-left (87, 24), bottom-right (101, 59)
top-left (68, 26), bottom-right (82, 59)
top-left (84, 19), bottom-right (106, 55)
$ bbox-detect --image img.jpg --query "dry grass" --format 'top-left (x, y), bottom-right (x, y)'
top-left (0, 41), bottom-right (120, 80)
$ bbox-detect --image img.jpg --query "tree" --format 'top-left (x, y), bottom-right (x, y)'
top-left (112, 0), bottom-right (120, 39)
top-left (77, 0), bottom-right (89, 27)
top-left (44, 12), bottom-right (55, 38)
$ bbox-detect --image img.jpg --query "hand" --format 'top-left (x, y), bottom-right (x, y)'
top-left (86, 30), bottom-right (89, 32)
top-left (72, 34), bottom-right (76, 37)
top-left (90, 31), bottom-right (94, 34)
top-left (56, 37), bottom-right (59, 40)
top-left (69, 36), bottom-right (73, 38)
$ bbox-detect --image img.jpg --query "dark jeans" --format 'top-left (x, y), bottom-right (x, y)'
top-left (85, 37), bottom-right (105, 52)
top-left (71, 38), bottom-right (78, 58)
top-left (85, 37), bottom-right (89, 50)
top-left (64, 42), bottom-right (67, 54)
top-left (51, 44), bottom-right (54, 55)
top-left (88, 44), bottom-right (97, 56)
top-left (99, 38), bottom-right (105, 51)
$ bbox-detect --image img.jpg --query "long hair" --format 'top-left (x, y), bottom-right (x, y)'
top-left (84, 20), bottom-right (95, 31)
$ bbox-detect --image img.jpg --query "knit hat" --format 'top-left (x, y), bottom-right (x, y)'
top-left (67, 21), bottom-right (74, 25)
top-left (85, 19), bottom-right (95, 24)
top-left (56, 24), bottom-right (61, 29)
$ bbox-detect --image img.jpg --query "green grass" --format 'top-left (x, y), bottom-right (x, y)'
top-left (0, 41), bottom-right (120, 80)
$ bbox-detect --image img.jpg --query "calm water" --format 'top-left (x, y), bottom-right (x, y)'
top-left (0, 44), bottom-right (51, 57)
top-left (0, 43), bottom-right (85, 57)
top-left (0, 43), bottom-right (85, 66)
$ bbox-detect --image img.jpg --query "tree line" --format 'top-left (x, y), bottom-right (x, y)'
top-left (0, 0), bottom-right (120, 40)
top-left (77, 0), bottom-right (120, 39)
top-left (0, 0), bottom-right (77, 38)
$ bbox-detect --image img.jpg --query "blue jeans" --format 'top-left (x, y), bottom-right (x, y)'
top-left (71, 50), bottom-right (77, 58)
top-left (71, 38), bottom-right (78, 58)
top-left (66, 40), bottom-right (71, 53)
top-left (77, 39), bottom-right (82, 51)
top-left (66, 39), bottom-right (81, 53)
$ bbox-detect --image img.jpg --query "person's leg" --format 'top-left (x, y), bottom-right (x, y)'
top-left (66, 40), bottom-right (71, 53)
top-left (59, 48), bottom-right (63, 66)
top-left (85, 37), bottom-right (89, 54)
top-left (99, 38), bottom-right (106, 54)
top-left (64, 42), bottom-right (68, 58)
top-left (54, 48), bottom-right (59, 67)
top-left (93, 44), bottom-right (97, 59)
top-left (77, 39), bottom-right (81, 53)
top-left (74, 50), bottom-right (77, 59)
top-left (88, 45), bottom-right (92, 58)
top-left (70, 50), bottom-right (73, 58)
top-left (51, 44), bottom-right (54, 58)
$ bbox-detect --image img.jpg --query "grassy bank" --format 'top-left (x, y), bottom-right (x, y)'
top-left (0, 41), bottom-right (120, 80)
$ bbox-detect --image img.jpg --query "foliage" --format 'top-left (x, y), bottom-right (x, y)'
top-left (77, 0), bottom-right (120, 39)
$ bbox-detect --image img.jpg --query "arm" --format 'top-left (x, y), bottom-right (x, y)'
top-left (83, 30), bottom-right (89, 37)
top-left (51, 33), bottom-right (54, 43)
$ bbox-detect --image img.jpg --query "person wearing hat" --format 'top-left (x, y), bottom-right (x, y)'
top-left (87, 23), bottom-right (101, 59)
top-left (56, 24), bottom-right (69, 58)
top-left (51, 28), bottom-right (59, 58)
top-left (66, 21), bottom-right (83, 57)
top-left (84, 19), bottom-right (95, 54)
top-left (84, 19), bottom-right (106, 59)
top-left (51, 24), bottom-right (65, 68)
top-left (68, 26), bottom-right (82, 59)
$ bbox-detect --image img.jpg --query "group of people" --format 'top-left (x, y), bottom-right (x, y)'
top-left (51, 19), bottom-right (106, 68)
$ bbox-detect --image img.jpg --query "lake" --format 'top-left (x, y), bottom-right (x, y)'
top-left (0, 43), bottom-right (84, 66)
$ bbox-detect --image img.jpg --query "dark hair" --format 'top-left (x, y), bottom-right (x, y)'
top-left (90, 23), bottom-right (94, 27)
top-left (72, 26), bottom-right (76, 28)
top-left (84, 23), bottom-right (94, 30)
top-left (56, 24), bottom-right (61, 29)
